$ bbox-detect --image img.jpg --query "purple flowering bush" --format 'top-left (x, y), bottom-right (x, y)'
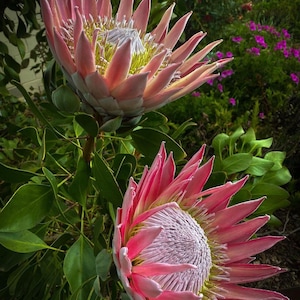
top-left (219, 20), bottom-right (300, 114)
top-left (217, 20), bottom-right (300, 160)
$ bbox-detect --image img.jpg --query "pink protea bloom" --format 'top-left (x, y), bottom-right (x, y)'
top-left (41, 0), bottom-right (230, 122)
top-left (113, 143), bottom-right (288, 300)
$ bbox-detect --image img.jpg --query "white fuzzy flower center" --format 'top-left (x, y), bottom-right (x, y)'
top-left (104, 28), bottom-right (145, 54)
top-left (139, 205), bottom-right (212, 294)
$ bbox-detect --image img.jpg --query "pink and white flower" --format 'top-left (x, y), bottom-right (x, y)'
top-left (41, 0), bottom-right (231, 121)
top-left (113, 143), bottom-right (288, 299)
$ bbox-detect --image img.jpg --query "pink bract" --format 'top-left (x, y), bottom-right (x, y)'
top-left (41, 0), bottom-right (231, 122)
top-left (113, 143), bottom-right (288, 299)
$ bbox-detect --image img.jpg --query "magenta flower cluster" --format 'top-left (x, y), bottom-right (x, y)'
top-left (192, 51), bottom-right (236, 105)
top-left (231, 20), bottom-right (300, 87)
top-left (193, 20), bottom-right (300, 112)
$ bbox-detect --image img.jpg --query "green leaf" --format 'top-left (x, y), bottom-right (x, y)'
top-left (262, 167), bottom-right (292, 186)
top-left (0, 162), bottom-right (36, 183)
top-left (139, 111), bottom-right (168, 127)
top-left (251, 183), bottom-right (290, 203)
top-left (221, 153), bottom-right (252, 175)
top-left (42, 167), bottom-right (58, 196)
top-left (229, 126), bottom-right (245, 150)
top-left (69, 158), bottom-right (91, 206)
top-left (249, 137), bottom-right (273, 153)
top-left (0, 41), bottom-right (8, 53)
top-left (16, 38), bottom-right (26, 59)
top-left (240, 127), bottom-right (256, 144)
top-left (63, 236), bottom-right (96, 300)
top-left (95, 249), bottom-right (112, 281)
top-left (19, 126), bottom-right (41, 146)
top-left (248, 183), bottom-right (290, 215)
top-left (92, 153), bottom-right (123, 209)
top-left (5, 54), bottom-right (21, 73)
top-left (0, 230), bottom-right (54, 253)
top-left (112, 154), bottom-right (136, 177)
top-left (0, 184), bottom-right (54, 232)
top-left (131, 127), bottom-right (186, 162)
top-left (16, 16), bottom-right (27, 39)
top-left (231, 187), bottom-right (253, 205)
top-left (255, 197), bottom-right (290, 215)
top-left (4, 65), bottom-right (20, 81)
top-left (0, 245), bottom-right (33, 272)
top-left (121, 293), bottom-right (132, 300)
top-left (12, 80), bottom-right (53, 128)
top-left (268, 214), bottom-right (283, 227)
top-left (264, 151), bottom-right (286, 171)
top-left (212, 133), bottom-right (229, 158)
top-left (100, 116), bottom-right (122, 132)
top-left (52, 85), bottom-right (81, 113)
top-left (246, 157), bottom-right (274, 176)
top-left (171, 119), bottom-right (197, 140)
top-left (205, 171), bottom-right (227, 189)
top-left (75, 113), bottom-right (99, 137)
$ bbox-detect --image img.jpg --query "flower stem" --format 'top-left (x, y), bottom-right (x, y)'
top-left (83, 135), bottom-right (95, 162)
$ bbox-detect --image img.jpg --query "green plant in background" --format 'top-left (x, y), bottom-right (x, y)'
top-left (249, 0), bottom-right (300, 39)
top-left (173, 0), bottom-right (246, 42)
top-left (210, 127), bottom-right (291, 225)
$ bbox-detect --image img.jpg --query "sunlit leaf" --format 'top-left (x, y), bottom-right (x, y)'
top-left (0, 231), bottom-right (54, 253)
top-left (262, 167), bottom-right (292, 186)
top-left (221, 153), bottom-right (252, 175)
top-left (212, 133), bottom-right (229, 158)
top-left (246, 157), bottom-right (274, 176)
top-left (264, 151), bottom-right (286, 171)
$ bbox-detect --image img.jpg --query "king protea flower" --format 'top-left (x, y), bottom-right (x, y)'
top-left (41, 0), bottom-right (231, 121)
top-left (113, 143), bottom-right (288, 300)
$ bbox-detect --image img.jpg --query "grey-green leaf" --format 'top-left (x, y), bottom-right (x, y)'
top-left (95, 249), bottom-right (112, 281)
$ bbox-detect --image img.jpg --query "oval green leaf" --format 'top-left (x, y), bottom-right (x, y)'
top-left (262, 167), bottom-right (292, 186)
top-left (95, 249), bottom-right (112, 281)
top-left (0, 184), bottom-right (54, 232)
top-left (264, 151), bottom-right (286, 171)
top-left (63, 236), bottom-right (96, 299)
top-left (246, 157), bottom-right (274, 176)
top-left (212, 133), bottom-right (229, 158)
top-left (75, 113), bottom-right (99, 137)
top-left (221, 153), bottom-right (253, 175)
top-left (0, 230), bottom-right (52, 253)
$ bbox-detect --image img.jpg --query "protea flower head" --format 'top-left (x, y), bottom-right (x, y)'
top-left (41, 0), bottom-right (231, 122)
top-left (113, 143), bottom-right (288, 300)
